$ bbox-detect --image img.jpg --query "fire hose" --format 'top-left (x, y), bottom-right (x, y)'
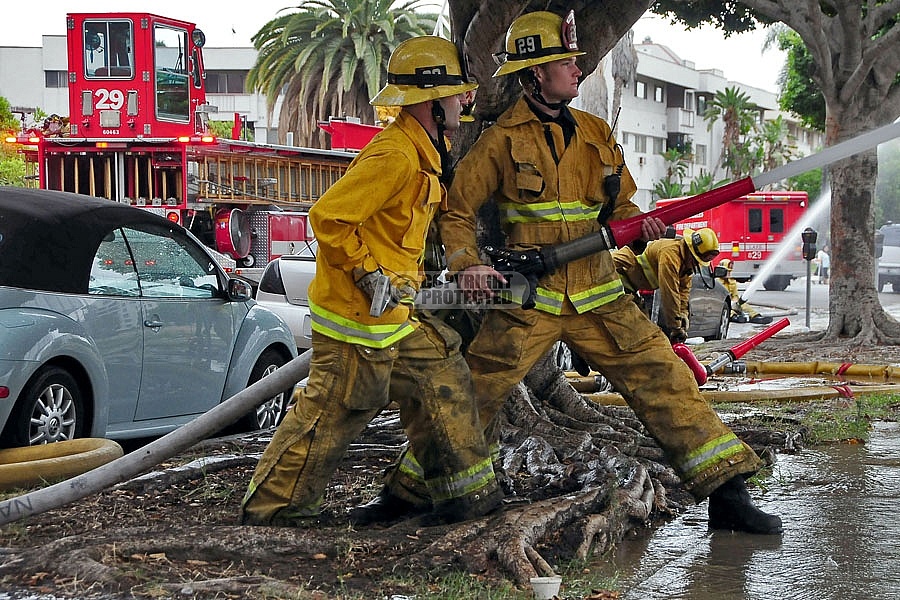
top-left (672, 317), bottom-right (791, 385)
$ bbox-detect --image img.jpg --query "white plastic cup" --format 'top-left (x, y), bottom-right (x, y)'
top-left (530, 575), bottom-right (562, 599)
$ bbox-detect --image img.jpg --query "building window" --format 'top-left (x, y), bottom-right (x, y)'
top-left (695, 144), bottom-right (707, 165)
top-left (697, 95), bottom-right (708, 116)
top-left (654, 85), bottom-right (664, 103)
top-left (633, 134), bottom-right (647, 153)
top-left (621, 131), bottom-right (630, 144)
top-left (205, 71), bottom-right (247, 94)
top-left (634, 80), bottom-right (646, 99)
top-left (653, 137), bottom-right (665, 154)
top-left (45, 71), bottom-right (69, 88)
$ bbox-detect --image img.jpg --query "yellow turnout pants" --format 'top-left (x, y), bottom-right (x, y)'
top-left (242, 314), bottom-right (497, 524)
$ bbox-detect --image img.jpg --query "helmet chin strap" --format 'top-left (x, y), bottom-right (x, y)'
top-left (431, 100), bottom-right (453, 185)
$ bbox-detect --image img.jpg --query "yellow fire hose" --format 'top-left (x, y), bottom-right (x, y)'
top-left (569, 360), bottom-right (899, 406)
top-left (0, 438), bottom-right (123, 492)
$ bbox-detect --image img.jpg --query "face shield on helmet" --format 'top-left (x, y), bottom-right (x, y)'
top-left (683, 228), bottom-right (720, 266)
top-left (371, 36), bottom-right (478, 107)
top-left (719, 258), bottom-right (734, 272)
top-left (492, 10), bottom-right (586, 77)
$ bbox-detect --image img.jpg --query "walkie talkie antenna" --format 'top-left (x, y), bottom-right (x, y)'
top-left (608, 106), bottom-right (622, 141)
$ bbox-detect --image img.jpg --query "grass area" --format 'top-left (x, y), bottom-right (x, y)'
top-left (718, 391), bottom-right (900, 445)
top-left (353, 565), bottom-right (620, 600)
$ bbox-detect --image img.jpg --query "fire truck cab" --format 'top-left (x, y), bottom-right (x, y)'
top-left (7, 12), bottom-right (369, 283)
top-left (657, 190), bottom-right (809, 291)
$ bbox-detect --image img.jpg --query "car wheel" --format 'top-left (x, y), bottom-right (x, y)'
top-left (707, 304), bottom-right (730, 341)
top-left (234, 349), bottom-right (293, 432)
top-left (5, 366), bottom-right (85, 446)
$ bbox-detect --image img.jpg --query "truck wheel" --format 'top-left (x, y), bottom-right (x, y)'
top-left (763, 275), bottom-right (791, 291)
top-left (4, 366), bottom-right (86, 447)
top-left (233, 349), bottom-right (294, 432)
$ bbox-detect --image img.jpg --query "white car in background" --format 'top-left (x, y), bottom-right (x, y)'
top-left (878, 223), bottom-right (900, 293)
top-left (255, 241), bottom-right (318, 350)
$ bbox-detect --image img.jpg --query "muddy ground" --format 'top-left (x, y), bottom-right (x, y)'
top-left (0, 333), bottom-right (897, 600)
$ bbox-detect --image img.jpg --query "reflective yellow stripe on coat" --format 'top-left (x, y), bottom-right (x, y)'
top-left (310, 301), bottom-right (415, 349)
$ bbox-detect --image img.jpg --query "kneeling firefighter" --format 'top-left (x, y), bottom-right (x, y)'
top-left (241, 35), bottom-right (501, 527)
top-left (613, 227), bottom-right (720, 343)
top-left (719, 258), bottom-right (773, 324)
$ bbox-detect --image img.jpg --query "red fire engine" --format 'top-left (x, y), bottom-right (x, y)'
top-left (656, 190), bottom-right (809, 291)
top-left (5, 12), bottom-right (379, 282)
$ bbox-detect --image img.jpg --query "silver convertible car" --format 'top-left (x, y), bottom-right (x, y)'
top-left (0, 187), bottom-right (298, 447)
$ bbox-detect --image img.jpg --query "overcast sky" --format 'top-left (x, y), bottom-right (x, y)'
top-left (4, 2), bottom-right (785, 92)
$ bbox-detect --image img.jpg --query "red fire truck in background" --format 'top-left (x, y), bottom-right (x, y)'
top-left (656, 190), bottom-right (809, 291)
top-left (5, 12), bottom-right (380, 283)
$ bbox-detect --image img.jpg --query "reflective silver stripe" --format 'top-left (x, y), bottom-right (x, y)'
top-left (636, 253), bottom-right (659, 289)
top-left (559, 201), bottom-right (601, 221)
top-left (310, 302), bottom-right (415, 348)
top-left (680, 433), bottom-right (745, 478)
top-left (569, 279), bottom-right (625, 313)
top-left (400, 450), bottom-right (496, 502)
top-left (397, 451), bottom-right (424, 481)
top-left (500, 203), bottom-right (564, 223)
top-left (499, 201), bottom-right (600, 224)
top-left (534, 287), bottom-right (565, 314)
top-left (426, 456), bottom-right (496, 502)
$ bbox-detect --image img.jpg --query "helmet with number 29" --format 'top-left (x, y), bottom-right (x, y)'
top-left (493, 10), bottom-right (585, 77)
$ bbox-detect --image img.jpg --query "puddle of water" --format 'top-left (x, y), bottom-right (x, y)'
top-left (595, 422), bottom-right (900, 600)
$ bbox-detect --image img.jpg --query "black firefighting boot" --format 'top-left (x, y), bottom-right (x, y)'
top-left (708, 475), bottom-right (783, 534)
top-left (347, 490), bottom-right (429, 527)
top-left (749, 314), bottom-right (773, 325)
top-left (425, 485), bottom-right (504, 526)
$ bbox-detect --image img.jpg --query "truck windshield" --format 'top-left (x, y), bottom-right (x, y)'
top-left (83, 20), bottom-right (133, 78)
top-left (154, 24), bottom-right (190, 122)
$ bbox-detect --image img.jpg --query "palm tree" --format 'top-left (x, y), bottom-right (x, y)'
top-left (248, 0), bottom-right (437, 148)
top-left (702, 86), bottom-right (758, 177)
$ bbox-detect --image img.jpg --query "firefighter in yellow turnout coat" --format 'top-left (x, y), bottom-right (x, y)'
top-left (241, 36), bottom-right (501, 527)
top-left (613, 228), bottom-right (721, 342)
top-left (358, 11), bottom-right (783, 535)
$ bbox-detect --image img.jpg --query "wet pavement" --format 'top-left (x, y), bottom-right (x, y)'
top-left (595, 421), bottom-right (900, 599)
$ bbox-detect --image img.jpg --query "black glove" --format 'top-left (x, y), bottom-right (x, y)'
top-left (667, 326), bottom-right (687, 344)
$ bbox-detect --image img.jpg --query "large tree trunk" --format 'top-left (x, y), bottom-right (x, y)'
top-left (828, 150), bottom-right (900, 342)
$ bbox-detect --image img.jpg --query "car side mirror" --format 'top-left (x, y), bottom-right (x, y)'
top-left (227, 277), bottom-right (253, 301)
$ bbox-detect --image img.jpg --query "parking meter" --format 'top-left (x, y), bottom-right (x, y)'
top-left (801, 227), bottom-right (818, 261)
top-left (801, 227), bottom-right (817, 327)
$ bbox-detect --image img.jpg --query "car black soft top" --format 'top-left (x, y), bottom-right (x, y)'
top-left (0, 187), bottom-right (179, 294)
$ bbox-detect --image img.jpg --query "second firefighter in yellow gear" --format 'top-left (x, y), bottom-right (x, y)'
top-left (241, 35), bottom-right (501, 527)
top-left (365, 10), bottom-right (782, 535)
top-left (613, 227), bottom-right (720, 342)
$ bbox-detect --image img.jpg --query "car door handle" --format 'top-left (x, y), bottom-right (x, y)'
top-left (143, 319), bottom-right (164, 328)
